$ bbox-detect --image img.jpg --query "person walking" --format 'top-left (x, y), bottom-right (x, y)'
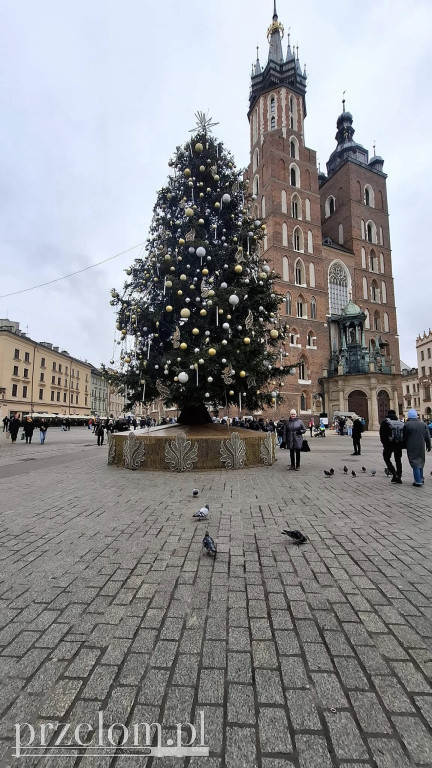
top-left (379, 409), bottom-right (404, 483)
top-left (2, 415), bottom-right (9, 432)
top-left (283, 409), bottom-right (306, 471)
top-left (96, 422), bottom-right (105, 446)
top-left (346, 417), bottom-right (353, 437)
top-left (308, 417), bottom-right (315, 437)
top-left (39, 419), bottom-right (48, 444)
top-left (351, 416), bottom-right (364, 456)
top-left (403, 409), bottom-right (431, 487)
top-left (8, 414), bottom-right (20, 444)
top-left (23, 416), bottom-right (35, 444)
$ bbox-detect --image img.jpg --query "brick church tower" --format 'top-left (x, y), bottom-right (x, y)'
top-left (246, 3), bottom-right (402, 429)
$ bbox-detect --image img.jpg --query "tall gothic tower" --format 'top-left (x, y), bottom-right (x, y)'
top-left (246, 3), bottom-right (402, 428)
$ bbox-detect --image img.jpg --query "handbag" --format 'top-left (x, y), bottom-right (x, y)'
top-left (301, 439), bottom-right (310, 453)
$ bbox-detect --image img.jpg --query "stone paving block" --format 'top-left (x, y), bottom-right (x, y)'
top-left (311, 672), bottom-right (348, 709)
top-left (65, 648), bottom-right (101, 677)
top-left (372, 676), bottom-right (415, 713)
top-left (198, 669), bottom-right (225, 705)
top-left (286, 690), bottom-right (321, 730)
top-left (258, 708), bottom-right (292, 754)
top-left (280, 657), bottom-right (309, 689)
top-left (226, 727), bottom-right (258, 768)
top-left (392, 715), bottom-right (432, 763)
top-left (349, 691), bottom-right (393, 734)
top-left (303, 643), bottom-right (333, 671)
top-left (334, 657), bottom-right (369, 690)
top-left (150, 640), bottom-right (178, 668)
top-left (81, 665), bottom-right (117, 700)
top-left (252, 641), bottom-right (278, 669)
top-left (227, 653), bottom-right (252, 684)
top-left (296, 734), bottom-right (333, 768)
top-left (325, 710), bottom-right (368, 760)
top-left (118, 653), bottom-right (149, 686)
top-left (391, 661), bottom-right (431, 692)
top-left (39, 679), bottom-right (82, 718)
top-left (227, 684), bottom-right (256, 724)
top-left (255, 669), bottom-right (285, 704)
top-left (274, 631), bottom-right (300, 656)
top-left (228, 627), bottom-right (251, 652)
top-left (163, 685), bottom-right (195, 724)
top-left (202, 641), bottom-right (226, 669)
top-left (368, 737), bottom-right (413, 767)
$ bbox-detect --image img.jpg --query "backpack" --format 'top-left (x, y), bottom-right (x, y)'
top-left (387, 418), bottom-right (404, 444)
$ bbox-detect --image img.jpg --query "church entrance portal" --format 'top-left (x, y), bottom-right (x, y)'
top-left (348, 390), bottom-right (369, 429)
top-left (377, 390), bottom-right (391, 423)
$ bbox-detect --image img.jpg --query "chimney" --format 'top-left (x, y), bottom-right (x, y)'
top-left (53, 346), bottom-right (59, 352)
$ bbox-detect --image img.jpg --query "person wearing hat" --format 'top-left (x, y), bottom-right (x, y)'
top-left (403, 409), bottom-right (431, 487)
top-left (283, 409), bottom-right (306, 471)
top-left (379, 409), bottom-right (404, 483)
top-left (351, 415), bottom-right (364, 456)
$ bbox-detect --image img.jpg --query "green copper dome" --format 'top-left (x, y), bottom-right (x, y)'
top-left (341, 299), bottom-right (362, 317)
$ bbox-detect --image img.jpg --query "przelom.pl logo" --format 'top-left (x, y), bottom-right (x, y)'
top-left (14, 710), bottom-right (209, 758)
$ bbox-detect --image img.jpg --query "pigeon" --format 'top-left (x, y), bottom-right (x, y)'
top-left (384, 468), bottom-right (391, 476)
top-left (329, 468), bottom-right (334, 475)
top-left (192, 489), bottom-right (199, 497)
top-left (193, 504), bottom-right (209, 520)
top-left (362, 467), bottom-right (367, 473)
top-left (324, 470), bottom-right (332, 477)
top-left (281, 529), bottom-right (308, 545)
top-left (343, 466), bottom-right (348, 474)
top-left (203, 531), bottom-right (217, 557)
top-left (371, 470), bottom-right (376, 476)
top-left (352, 470), bottom-right (357, 477)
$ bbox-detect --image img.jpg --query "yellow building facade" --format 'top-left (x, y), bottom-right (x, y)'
top-left (0, 320), bottom-right (93, 419)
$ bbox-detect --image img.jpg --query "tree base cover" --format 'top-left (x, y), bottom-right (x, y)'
top-left (178, 405), bottom-right (213, 425)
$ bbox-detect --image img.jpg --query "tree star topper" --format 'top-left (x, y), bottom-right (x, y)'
top-left (190, 111), bottom-right (219, 135)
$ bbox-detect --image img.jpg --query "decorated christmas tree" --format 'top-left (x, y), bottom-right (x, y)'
top-left (110, 113), bottom-right (292, 425)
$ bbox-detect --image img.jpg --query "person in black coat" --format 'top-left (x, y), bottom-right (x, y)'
top-left (96, 422), bottom-right (105, 446)
top-left (283, 409), bottom-right (306, 471)
top-left (379, 409), bottom-right (404, 483)
top-left (351, 416), bottom-right (364, 456)
top-left (8, 414), bottom-right (20, 443)
top-left (23, 417), bottom-right (35, 444)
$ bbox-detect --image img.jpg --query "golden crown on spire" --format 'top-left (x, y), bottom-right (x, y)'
top-left (267, 19), bottom-right (284, 42)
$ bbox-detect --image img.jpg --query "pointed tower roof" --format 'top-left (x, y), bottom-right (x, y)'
top-left (326, 104), bottom-right (370, 178)
top-left (267, 1), bottom-right (284, 63)
top-left (249, 3), bottom-right (307, 118)
top-left (255, 46), bottom-right (262, 75)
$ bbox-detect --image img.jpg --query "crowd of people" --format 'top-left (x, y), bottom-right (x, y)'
top-left (2, 414), bottom-right (49, 444)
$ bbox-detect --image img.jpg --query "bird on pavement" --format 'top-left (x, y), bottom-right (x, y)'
top-left (203, 531), bottom-right (217, 556)
top-left (324, 470), bottom-right (332, 477)
top-left (352, 470), bottom-right (357, 477)
top-left (329, 468), bottom-right (334, 475)
top-left (343, 466), bottom-right (348, 474)
top-left (192, 489), bottom-right (199, 497)
top-left (193, 504), bottom-right (209, 520)
top-left (371, 470), bottom-right (376, 476)
top-left (281, 529), bottom-right (308, 545)
top-left (362, 467), bottom-right (367, 473)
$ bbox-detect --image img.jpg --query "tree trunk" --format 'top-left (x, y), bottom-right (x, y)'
top-left (178, 404), bottom-right (213, 425)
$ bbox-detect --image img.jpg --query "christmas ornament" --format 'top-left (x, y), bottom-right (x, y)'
top-left (185, 208), bottom-right (194, 217)
top-left (195, 143), bottom-right (204, 153)
top-left (208, 348), bottom-right (216, 356)
top-left (166, 306), bottom-right (173, 313)
top-left (234, 265), bottom-right (243, 274)
top-left (229, 295), bottom-right (239, 307)
top-left (270, 330), bottom-right (279, 339)
top-left (239, 371), bottom-right (246, 377)
top-left (180, 343), bottom-right (187, 350)
top-left (178, 372), bottom-right (189, 383)
top-left (243, 338), bottom-right (251, 345)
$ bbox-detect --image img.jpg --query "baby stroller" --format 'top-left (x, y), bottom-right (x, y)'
top-left (314, 424), bottom-right (326, 438)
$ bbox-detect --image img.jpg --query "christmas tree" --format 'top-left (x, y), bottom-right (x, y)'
top-left (110, 113), bottom-right (292, 425)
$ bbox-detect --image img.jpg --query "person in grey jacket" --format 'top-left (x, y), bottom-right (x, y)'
top-left (403, 409), bottom-right (431, 487)
top-left (283, 409), bottom-right (306, 471)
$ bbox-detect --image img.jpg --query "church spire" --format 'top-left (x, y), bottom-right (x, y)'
top-left (267, 1), bottom-right (284, 63)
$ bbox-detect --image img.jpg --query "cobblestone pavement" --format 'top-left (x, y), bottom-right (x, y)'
top-left (1, 428), bottom-right (432, 767)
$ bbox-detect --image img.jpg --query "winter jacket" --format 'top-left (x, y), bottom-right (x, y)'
top-left (352, 419), bottom-right (364, 439)
top-left (8, 418), bottom-right (20, 438)
top-left (283, 418), bottom-right (306, 450)
top-left (403, 419), bottom-right (431, 468)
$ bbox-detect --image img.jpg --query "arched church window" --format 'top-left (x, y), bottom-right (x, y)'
top-left (328, 261), bottom-right (350, 315)
top-left (293, 228), bottom-right (304, 253)
top-left (283, 258), bottom-right (289, 282)
top-left (298, 357), bottom-right (307, 381)
top-left (310, 297), bottom-right (317, 320)
top-left (295, 258), bottom-right (306, 286)
top-left (285, 292), bottom-right (292, 314)
top-left (271, 116), bottom-right (276, 130)
top-left (291, 194), bottom-right (301, 219)
top-left (290, 140), bottom-right (296, 158)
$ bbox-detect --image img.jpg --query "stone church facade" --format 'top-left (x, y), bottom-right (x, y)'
top-left (246, 4), bottom-right (401, 429)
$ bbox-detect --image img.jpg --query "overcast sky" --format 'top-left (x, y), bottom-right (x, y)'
top-left (0, 0), bottom-right (430, 368)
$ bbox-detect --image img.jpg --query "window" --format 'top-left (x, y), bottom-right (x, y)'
top-left (283, 258), bottom-right (289, 282)
top-left (291, 194), bottom-right (301, 219)
top-left (365, 187), bottom-right (370, 206)
top-left (361, 220), bottom-right (365, 239)
top-left (24, 352), bottom-right (30, 363)
top-left (282, 222), bottom-right (288, 247)
top-left (57, 377), bottom-right (61, 385)
top-left (57, 391), bottom-right (61, 402)
top-left (261, 196), bottom-right (266, 218)
top-left (293, 227), bottom-right (303, 252)
top-left (22, 385), bottom-right (27, 398)
top-left (253, 174), bottom-right (259, 196)
top-left (310, 297), bottom-right (317, 320)
top-left (373, 311), bottom-right (381, 331)
top-left (285, 292), bottom-right (292, 315)
top-left (307, 332), bottom-right (316, 347)
top-left (298, 358), bottom-right (307, 381)
top-left (421, 351), bottom-right (425, 361)
top-left (14, 348), bottom-right (19, 359)
top-left (428, 349), bottom-right (431, 359)
top-left (290, 140), bottom-right (296, 158)
top-left (40, 373), bottom-right (44, 382)
top-left (364, 308), bottom-right (370, 329)
top-left (290, 164), bottom-right (299, 187)
top-left (66, 366), bottom-right (69, 374)
top-left (406, 385), bottom-right (410, 394)
top-left (270, 96), bottom-right (275, 115)
top-left (76, 371), bottom-right (80, 379)
top-left (63, 393), bottom-right (67, 403)
top-left (363, 276), bottom-right (368, 300)
top-left (52, 375), bottom-right (55, 384)
top-left (65, 379), bottom-right (67, 387)
top-left (329, 261), bottom-right (350, 315)
top-left (381, 281), bottom-right (387, 304)
top-left (366, 220), bottom-right (377, 244)
top-left (383, 312), bottom-right (389, 332)
top-left (53, 362), bottom-right (56, 371)
top-left (270, 116), bottom-right (276, 130)
top-left (59, 364), bottom-right (62, 373)
top-left (371, 280), bottom-right (380, 303)
top-left (308, 231), bottom-right (314, 254)
top-left (305, 198), bottom-right (311, 221)
top-left (364, 184), bottom-right (375, 207)
top-left (253, 148), bottom-right (259, 172)
top-left (51, 391), bottom-right (55, 401)
top-left (76, 395), bottom-right (79, 404)
top-left (13, 365), bottom-right (18, 376)
top-left (300, 393), bottom-right (306, 411)
top-left (71, 369), bottom-right (74, 378)
top-left (281, 190), bottom-right (287, 213)
top-left (422, 366), bottom-right (426, 377)
top-left (41, 357), bottom-right (45, 368)
top-left (290, 329), bottom-right (299, 345)
top-left (70, 393), bottom-right (73, 402)
top-left (295, 258), bottom-right (306, 285)
top-left (39, 389), bottom-right (43, 400)
top-left (12, 384), bottom-right (17, 397)
top-left (309, 262), bottom-right (315, 287)
top-left (23, 368), bottom-right (28, 378)
top-left (289, 96), bottom-right (297, 130)
top-left (379, 226), bottom-right (383, 246)
top-left (85, 396), bottom-right (88, 406)
top-left (297, 295), bottom-right (306, 318)
top-left (370, 250), bottom-right (378, 272)
top-left (325, 196), bottom-right (336, 218)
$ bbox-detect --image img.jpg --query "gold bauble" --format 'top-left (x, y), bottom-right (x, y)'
top-left (218, 309), bottom-right (224, 315)
top-left (208, 290), bottom-right (215, 297)
top-left (270, 329), bottom-right (279, 339)
top-left (202, 268), bottom-right (209, 276)
top-left (124, 357), bottom-right (131, 363)
top-left (121, 329), bottom-right (127, 335)
top-left (165, 280), bottom-right (173, 288)
top-left (165, 306), bottom-right (173, 313)
top-left (180, 274), bottom-right (187, 281)
top-left (214, 175), bottom-right (220, 181)
top-left (233, 237), bottom-right (238, 243)
top-left (180, 343), bottom-right (187, 350)
top-left (200, 193), bottom-right (204, 198)
top-left (200, 309), bottom-right (207, 316)
top-left (185, 208), bottom-right (194, 217)
top-left (192, 328), bottom-right (199, 335)
top-left (226, 314), bottom-right (232, 320)
top-left (190, 285), bottom-right (195, 290)
top-left (184, 168), bottom-right (191, 177)
top-left (195, 143), bottom-right (204, 153)
top-left (164, 254), bottom-right (171, 261)
top-left (208, 348), bottom-right (217, 356)
top-left (177, 290), bottom-right (183, 296)
top-left (174, 376), bottom-right (179, 382)
top-left (243, 337), bottom-right (251, 345)
top-left (200, 165), bottom-right (205, 172)
top-left (180, 308), bottom-right (190, 318)
top-left (214, 202), bottom-right (221, 209)
top-left (271, 397), bottom-right (276, 404)
top-left (170, 266), bottom-right (175, 272)
top-left (239, 371), bottom-right (246, 378)
top-left (234, 265), bottom-right (243, 274)
top-left (198, 218), bottom-right (204, 225)
top-left (229, 390), bottom-right (234, 396)
top-left (179, 238), bottom-right (185, 245)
